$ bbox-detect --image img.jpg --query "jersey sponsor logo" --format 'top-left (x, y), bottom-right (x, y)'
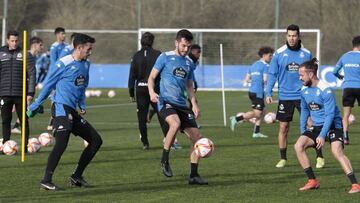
top-left (251, 72), bottom-right (261, 76)
top-left (286, 62), bottom-right (300, 72)
top-left (173, 67), bottom-right (187, 78)
top-left (344, 63), bottom-right (360, 68)
top-left (75, 75), bottom-right (85, 86)
top-left (308, 101), bottom-right (321, 111)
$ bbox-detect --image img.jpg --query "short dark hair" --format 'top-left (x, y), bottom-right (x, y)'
top-left (190, 44), bottom-right (201, 52)
top-left (300, 57), bottom-right (319, 74)
top-left (7, 30), bottom-right (19, 39)
top-left (176, 29), bottom-right (193, 41)
top-left (352, 36), bottom-right (360, 47)
top-left (54, 27), bottom-right (65, 35)
top-left (29, 36), bottom-right (43, 45)
top-left (287, 24), bottom-right (300, 35)
top-left (258, 46), bottom-right (274, 57)
top-left (70, 32), bottom-right (80, 40)
top-left (73, 33), bottom-right (96, 48)
top-left (141, 32), bottom-right (155, 47)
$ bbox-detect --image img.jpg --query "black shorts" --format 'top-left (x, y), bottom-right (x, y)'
top-left (276, 100), bottom-right (301, 122)
top-left (159, 103), bottom-right (198, 131)
top-left (342, 88), bottom-right (360, 107)
top-left (302, 126), bottom-right (344, 147)
top-left (248, 92), bottom-right (265, 111)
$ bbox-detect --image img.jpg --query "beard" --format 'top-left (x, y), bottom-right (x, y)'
top-left (304, 80), bottom-right (312, 87)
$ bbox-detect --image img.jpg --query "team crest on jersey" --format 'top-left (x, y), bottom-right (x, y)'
top-left (286, 62), bottom-right (300, 72)
top-left (308, 102), bottom-right (321, 111)
top-left (173, 67), bottom-right (187, 78)
top-left (299, 52), bottom-right (305, 58)
top-left (75, 75), bottom-right (85, 86)
top-left (17, 53), bottom-right (22, 58)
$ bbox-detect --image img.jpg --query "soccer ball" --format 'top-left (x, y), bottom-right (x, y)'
top-left (3, 140), bottom-right (18, 155)
top-left (264, 112), bottom-right (276, 124)
top-left (85, 90), bottom-right (91, 98)
top-left (108, 90), bottom-right (116, 98)
top-left (236, 112), bottom-right (245, 123)
top-left (38, 132), bottom-right (53, 147)
top-left (194, 138), bottom-right (215, 158)
top-left (94, 90), bottom-right (102, 97)
top-left (349, 114), bottom-right (356, 125)
top-left (27, 138), bottom-right (41, 153)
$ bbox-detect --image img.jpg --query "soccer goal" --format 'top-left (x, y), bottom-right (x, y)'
top-left (139, 28), bottom-right (321, 126)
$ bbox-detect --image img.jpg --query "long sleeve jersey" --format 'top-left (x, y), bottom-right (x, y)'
top-left (333, 51), bottom-right (360, 88)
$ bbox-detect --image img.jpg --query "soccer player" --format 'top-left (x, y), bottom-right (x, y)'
top-left (36, 50), bottom-right (50, 84)
top-left (128, 32), bottom-right (168, 150)
top-left (230, 46), bottom-right (274, 138)
top-left (332, 35), bottom-right (360, 145)
top-left (28, 33), bottom-right (102, 190)
top-left (148, 29), bottom-right (208, 185)
top-left (266, 24), bottom-right (324, 168)
top-left (294, 58), bottom-right (360, 194)
top-left (59, 32), bottom-right (80, 58)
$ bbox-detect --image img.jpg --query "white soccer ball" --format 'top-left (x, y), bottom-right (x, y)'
top-left (85, 90), bottom-right (91, 98)
top-left (3, 140), bottom-right (18, 155)
top-left (94, 90), bottom-right (102, 97)
top-left (27, 138), bottom-right (41, 153)
top-left (194, 138), bottom-right (215, 158)
top-left (236, 112), bottom-right (245, 123)
top-left (108, 90), bottom-right (116, 98)
top-left (349, 114), bottom-right (356, 125)
top-left (264, 112), bottom-right (276, 124)
top-left (89, 90), bottom-right (97, 97)
top-left (38, 132), bottom-right (53, 147)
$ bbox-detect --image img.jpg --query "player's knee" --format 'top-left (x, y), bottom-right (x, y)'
top-left (90, 133), bottom-right (103, 151)
top-left (294, 141), bottom-right (304, 153)
top-left (168, 122), bottom-right (180, 132)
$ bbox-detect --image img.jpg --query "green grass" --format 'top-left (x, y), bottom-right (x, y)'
top-left (0, 89), bottom-right (360, 202)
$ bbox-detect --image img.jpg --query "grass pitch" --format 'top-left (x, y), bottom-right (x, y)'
top-left (0, 89), bottom-right (359, 202)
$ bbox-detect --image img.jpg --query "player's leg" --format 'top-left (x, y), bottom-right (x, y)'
top-left (342, 88), bottom-right (354, 145)
top-left (14, 97), bottom-right (29, 152)
top-left (294, 131), bottom-right (320, 191)
top-left (40, 112), bottom-right (72, 190)
top-left (70, 114), bottom-right (103, 187)
top-left (251, 98), bottom-right (266, 138)
top-left (159, 105), bottom-right (180, 177)
top-left (0, 97), bottom-right (14, 144)
top-left (136, 87), bottom-right (150, 149)
top-left (229, 92), bottom-right (255, 131)
top-left (329, 129), bottom-right (360, 193)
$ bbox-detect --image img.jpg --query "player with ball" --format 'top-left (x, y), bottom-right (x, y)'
top-left (148, 29), bottom-right (213, 185)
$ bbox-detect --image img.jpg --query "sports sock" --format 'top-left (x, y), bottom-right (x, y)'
top-left (347, 172), bottom-right (358, 184)
top-left (254, 125), bottom-right (260, 134)
top-left (280, 148), bottom-right (287, 160)
top-left (344, 131), bottom-right (349, 139)
top-left (235, 115), bottom-right (244, 122)
top-left (304, 167), bottom-right (316, 180)
top-left (315, 148), bottom-right (323, 158)
top-left (161, 149), bottom-right (170, 163)
top-left (190, 163), bottom-right (199, 178)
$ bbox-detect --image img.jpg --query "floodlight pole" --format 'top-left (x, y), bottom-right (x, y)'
top-left (2, 0), bottom-right (8, 46)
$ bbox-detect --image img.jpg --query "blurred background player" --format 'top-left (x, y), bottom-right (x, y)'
top-left (28, 33), bottom-right (102, 190)
top-left (148, 29), bottom-right (209, 185)
top-left (332, 35), bottom-right (360, 145)
top-left (294, 58), bottom-right (360, 194)
top-left (35, 50), bottom-right (50, 85)
top-left (0, 30), bottom-right (36, 151)
top-left (230, 46), bottom-right (274, 138)
top-left (11, 36), bottom-right (43, 134)
top-left (266, 24), bottom-right (324, 168)
top-left (59, 32), bottom-right (80, 58)
top-left (128, 32), bottom-right (169, 150)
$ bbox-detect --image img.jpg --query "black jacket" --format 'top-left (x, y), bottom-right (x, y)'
top-left (128, 47), bottom-right (161, 97)
top-left (0, 46), bottom-right (36, 97)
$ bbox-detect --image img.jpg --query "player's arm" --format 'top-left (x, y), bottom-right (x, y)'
top-left (245, 74), bottom-right (251, 83)
top-left (266, 53), bottom-right (278, 103)
top-left (128, 56), bottom-right (136, 102)
top-left (49, 45), bottom-right (57, 66)
top-left (26, 53), bottom-right (36, 103)
top-left (300, 94), bottom-right (310, 134)
top-left (187, 78), bottom-right (200, 118)
top-left (78, 67), bottom-right (89, 115)
top-left (319, 89), bottom-right (336, 139)
top-left (332, 57), bottom-right (344, 80)
top-left (148, 68), bottom-right (159, 103)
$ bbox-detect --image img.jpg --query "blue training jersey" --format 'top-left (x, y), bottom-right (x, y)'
top-left (266, 44), bottom-right (312, 100)
top-left (29, 55), bottom-right (89, 116)
top-left (50, 41), bottom-right (68, 68)
top-left (59, 45), bottom-right (74, 58)
top-left (300, 80), bottom-right (342, 138)
top-left (333, 51), bottom-right (360, 88)
top-left (154, 51), bottom-right (195, 109)
top-left (36, 53), bottom-right (50, 70)
top-left (248, 59), bottom-right (268, 98)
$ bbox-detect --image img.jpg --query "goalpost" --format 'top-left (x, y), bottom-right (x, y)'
top-left (139, 28), bottom-right (321, 126)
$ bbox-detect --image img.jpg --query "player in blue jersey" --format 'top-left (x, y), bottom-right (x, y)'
top-left (35, 50), bottom-right (50, 84)
top-left (50, 27), bottom-right (68, 68)
top-left (148, 29), bottom-right (209, 185)
top-left (230, 46), bottom-right (274, 138)
top-left (28, 33), bottom-right (102, 191)
top-left (59, 32), bottom-right (80, 58)
top-left (266, 24), bottom-right (324, 168)
top-left (332, 36), bottom-right (360, 145)
top-left (294, 58), bottom-right (360, 193)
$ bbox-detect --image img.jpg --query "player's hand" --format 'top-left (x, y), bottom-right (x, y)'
top-left (266, 96), bottom-right (273, 104)
top-left (334, 73), bottom-right (344, 80)
top-left (192, 103), bottom-right (201, 119)
top-left (316, 136), bottom-right (325, 149)
top-left (130, 97), bottom-right (136, 102)
top-left (79, 109), bottom-right (86, 115)
top-left (150, 92), bottom-right (159, 103)
top-left (26, 96), bottom-right (33, 106)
